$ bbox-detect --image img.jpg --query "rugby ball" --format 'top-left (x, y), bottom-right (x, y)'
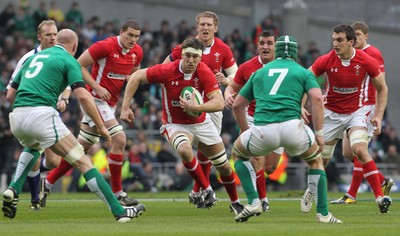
top-left (180, 86), bottom-right (203, 117)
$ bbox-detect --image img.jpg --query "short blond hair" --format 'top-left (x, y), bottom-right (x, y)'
top-left (37, 20), bottom-right (57, 34)
top-left (195, 11), bottom-right (219, 26)
top-left (351, 21), bottom-right (369, 34)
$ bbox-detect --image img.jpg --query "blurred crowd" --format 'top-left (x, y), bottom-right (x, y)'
top-left (1, 1), bottom-right (399, 192)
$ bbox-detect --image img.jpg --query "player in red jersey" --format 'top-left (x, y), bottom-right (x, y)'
top-left (121, 37), bottom-right (239, 209)
top-left (224, 30), bottom-right (282, 212)
top-left (163, 11), bottom-right (240, 212)
top-left (300, 24), bottom-right (391, 214)
top-left (41, 19), bottom-right (143, 207)
top-left (331, 21), bottom-right (394, 205)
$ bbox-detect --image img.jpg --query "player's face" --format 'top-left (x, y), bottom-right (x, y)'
top-left (257, 36), bottom-right (275, 63)
top-left (38, 24), bottom-right (57, 49)
top-left (332, 32), bottom-right (354, 58)
top-left (197, 17), bottom-right (218, 45)
top-left (120, 27), bottom-right (141, 49)
top-left (181, 51), bottom-right (202, 74)
top-left (354, 29), bottom-right (368, 49)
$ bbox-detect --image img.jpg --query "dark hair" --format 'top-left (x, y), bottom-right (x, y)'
top-left (259, 30), bottom-right (277, 41)
top-left (121, 19), bottom-right (140, 31)
top-left (333, 24), bottom-right (356, 42)
top-left (181, 37), bottom-right (205, 51)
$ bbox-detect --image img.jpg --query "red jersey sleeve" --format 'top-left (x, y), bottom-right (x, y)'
top-left (233, 64), bottom-right (247, 86)
top-left (169, 44), bottom-right (182, 61)
top-left (311, 53), bottom-right (329, 77)
top-left (88, 40), bottom-right (111, 61)
top-left (146, 63), bottom-right (168, 83)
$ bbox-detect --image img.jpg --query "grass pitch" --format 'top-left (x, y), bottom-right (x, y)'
top-left (1, 191), bottom-right (399, 236)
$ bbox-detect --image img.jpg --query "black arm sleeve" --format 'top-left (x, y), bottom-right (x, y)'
top-left (70, 81), bottom-right (86, 90)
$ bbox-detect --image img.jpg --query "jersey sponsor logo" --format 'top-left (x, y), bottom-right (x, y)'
top-left (113, 54), bottom-right (119, 58)
top-left (330, 68), bottom-right (338, 72)
top-left (333, 86), bottom-right (358, 94)
top-left (107, 72), bottom-right (128, 80)
top-left (214, 52), bottom-right (220, 62)
top-left (172, 81), bottom-right (179, 86)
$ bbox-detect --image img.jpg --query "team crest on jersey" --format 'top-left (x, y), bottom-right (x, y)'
top-left (354, 64), bottom-right (361, 75)
top-left (214, 52), bottom-right (220, 62)
top-left (132, 54), bottom-right (137, 64)
top-left (194, 77), bottom-right (199, 88)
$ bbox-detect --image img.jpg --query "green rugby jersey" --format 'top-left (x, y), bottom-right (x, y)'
top-left (239, 58), bottom-right (320, 125)
top-left (13, 45), bottom-right (82, 109)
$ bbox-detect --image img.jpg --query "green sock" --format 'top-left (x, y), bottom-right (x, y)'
top-left (234, 159), bottom-right (258, 204)
top-left (83, 168), bottom-right (124, 216)
top-left (10, 148), bottom-right (40, 194)
top-left (308, 169), bottom-right (328, 215)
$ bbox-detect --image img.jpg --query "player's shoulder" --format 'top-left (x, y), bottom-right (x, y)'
top-left (214, 37), bottom-right (231, 49)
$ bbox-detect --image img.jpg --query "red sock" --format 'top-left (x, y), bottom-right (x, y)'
top-left (347, 157), bottom-right (363, 198)
top-left (108, 153), bottom-right (124, 193)
top-left (363, 160), bottom-right (383, 198)
top-left (220, 171), bottom-right (239, 202)
top-left (192, 151), bottom-right (212, 192)
top-left (47, 158), bottom-right (73, 184)
top-left (182, 158), bottom-right (209, 190)
top-left (256, 169), bottom-right (267, 200)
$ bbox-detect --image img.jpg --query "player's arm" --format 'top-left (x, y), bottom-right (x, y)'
top-left (72, 83), bottom-right (111, 144)
top-left (56, 87), bottom-right (72, 112)
top-left (181, 89), bottom-right (224, 114)
top-left (232, 94), bottom-right (250, 133)
top-left (77, 49), bottom-right (111, 101)
top-left (224, 80), bottom-right (242, 108)
top-left (371, 72), bottom-right (388, 135)
top-left (162, 55), bottom-right (172, 64)
top-left (308, 87), bottom-right (325, 152)
top-left (216, 64), bottom-right (238, 86)
top-left (121, 69), bottom-right (149, 123)
top-left (6, 86), bottom-right (17, 104)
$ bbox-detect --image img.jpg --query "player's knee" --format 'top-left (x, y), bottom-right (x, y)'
top-left (264, 164), bottom-right (276, 175)
top-left (208, 149), bottom-right (228, 168)
top-left (349, 129), bottom-right (369, 147)
top-left (108, 124), bottom-right (124, 137)
top-left (79, 129), bottom-right (100, 144)
top-left (64, 144), bottom-right (85, 165)
top-left (232, 145), bottom-right (251, 160)
top-left (111, 130), bottom-right (126, 148)
top-left (321, 144), bottom-right (336, 160)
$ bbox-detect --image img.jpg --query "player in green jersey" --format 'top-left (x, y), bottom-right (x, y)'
top-left (2, 29), bottom-right (145, 222)
top-left (231, 35), bottom-right (341, 224)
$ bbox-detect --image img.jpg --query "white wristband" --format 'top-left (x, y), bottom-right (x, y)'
top-left (315, 130), bottom-right (323, 136)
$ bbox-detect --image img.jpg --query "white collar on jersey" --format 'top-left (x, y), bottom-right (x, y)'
top-left (179, 60), bottom-right (193, 80)
top-left (203, 38), bottom-right (214, 55)
top-left (361, 44), bottom-right (371, 51)
top-left (117, 36), bottom-right (130, 55)
top-left (339, 48), bottom-right (356, 67)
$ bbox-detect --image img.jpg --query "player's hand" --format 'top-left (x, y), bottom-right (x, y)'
top-left (120, 109), bottom-right (134, 123)
top-left (179, 92), bottom-right (198, 113)
top-left (315, 135), bottom-right (324, 154)
top-left (56, 100), bottom-right (67, 112)
top-left (370, 117), bottom-right (382, 136)
top-left (224, 93), bottom-right (237, 108)
top-left (95, 86), bottom-right (111, 101)
top-left (96, 125), bottom-right (111, 147)
top-left (301, 107), bottom-right (310, 124)
top-left (214, 70), bottom-right (229, 86)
